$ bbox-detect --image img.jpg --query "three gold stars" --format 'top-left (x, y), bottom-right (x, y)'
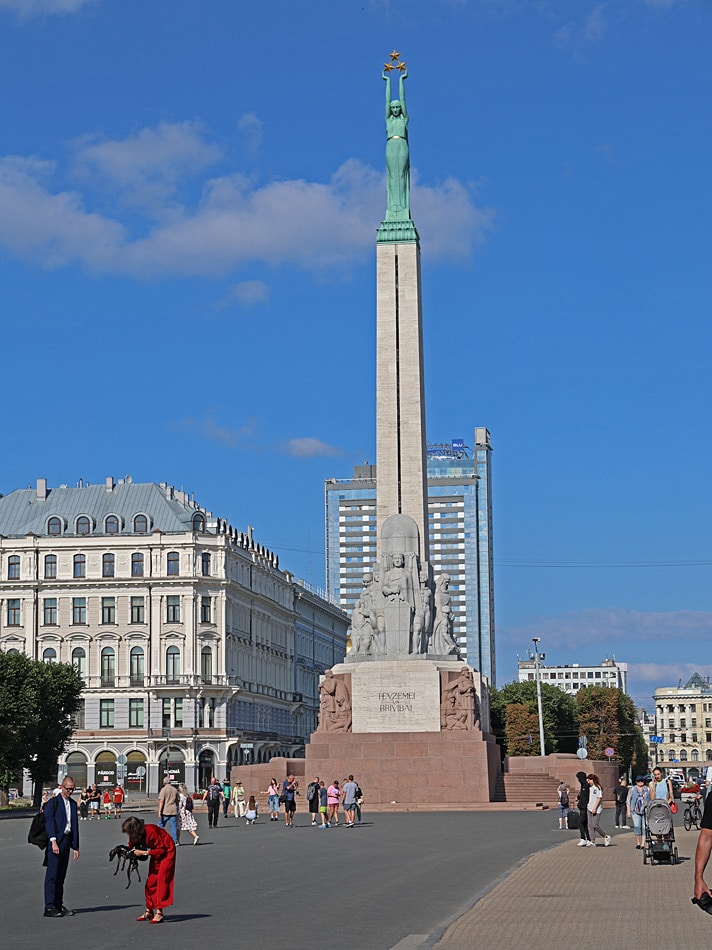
top-left (385, 50), bottom-right (406, 72)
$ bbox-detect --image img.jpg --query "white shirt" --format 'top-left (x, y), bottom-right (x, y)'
top-left (588, 785), bottom-right (603, 814)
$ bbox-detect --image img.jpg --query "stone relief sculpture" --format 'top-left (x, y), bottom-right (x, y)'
top-left (317, 669), bottom-right (352, 732)
top-left (440, 667), bottom-right (480, 731)
top-left (350, 572), bottom-right (385, 656)
top-left (430, 573), bottom-right (459, 656)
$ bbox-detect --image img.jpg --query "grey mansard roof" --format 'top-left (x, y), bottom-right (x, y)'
top-left (0, 479), bottom-right (211, 538)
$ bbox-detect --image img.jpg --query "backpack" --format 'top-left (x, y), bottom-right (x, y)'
top-left (28, 796), bottom-right (59, 849)
top-left (208, 783), bottom-right (221, 802)
top-left (306, 783), bottom-right (318, 802)
top-left (185, 795), bottom-right (194, 812)
top-left (559, 788), bottom-right (569, 808)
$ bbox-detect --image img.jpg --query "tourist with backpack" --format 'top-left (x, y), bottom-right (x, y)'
top-left (557, 782), bottom-right (570, 829)
top-left (202, 776), bottom-right (224, 829)
top-left (627, 775), bottom-right (650, 850)
top-left (307, 776), bottom-right (320, 825)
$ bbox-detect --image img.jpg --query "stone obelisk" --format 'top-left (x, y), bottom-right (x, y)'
top-left (375, 59), bottom-right (429, 564)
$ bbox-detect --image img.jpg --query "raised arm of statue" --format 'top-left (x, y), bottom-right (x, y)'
top-left (383, 72), bottom-right (392, 120)
top-left (399, 71), bottom-right (408, 122)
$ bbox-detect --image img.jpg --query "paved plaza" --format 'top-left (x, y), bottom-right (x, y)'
top-left (1, 808), bottom-right (705, 949)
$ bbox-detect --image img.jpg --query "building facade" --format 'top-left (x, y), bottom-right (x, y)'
top-left (324, 429), bottom-right (496, 682)
top-left (517, 656), bottom-right (629, 696)
top-left (0, 477), bottom-right (348, 794)
top-left (652, 673), bottom-right (712, 776)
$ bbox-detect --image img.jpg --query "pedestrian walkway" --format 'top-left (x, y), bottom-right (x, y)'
top-left (433, 826), bottom-right (703, 950)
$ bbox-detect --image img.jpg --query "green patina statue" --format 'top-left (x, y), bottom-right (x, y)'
top-left (377, 51), bottom-right (418, 244)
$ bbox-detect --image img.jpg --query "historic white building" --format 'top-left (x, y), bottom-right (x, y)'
top-left (0, 477), bottom-right (348, 794)
top-left (517, 656), bottom-right (628, 696)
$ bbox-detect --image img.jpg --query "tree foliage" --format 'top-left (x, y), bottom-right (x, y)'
top-left (504, 703), bottom-right (541, 756)
top-left (490, 681), bottom-right (579, 755)
top-left (0, 652), bottom-right (83, 802)
top-left (576, 685), bottom-right (646, 775)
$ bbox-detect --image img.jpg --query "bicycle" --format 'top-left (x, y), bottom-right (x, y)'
top-left (683, 798), bottom-right (703, 831)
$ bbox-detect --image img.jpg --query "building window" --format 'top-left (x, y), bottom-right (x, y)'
top-left (166, 646), bottom-right (181, 682)
top-left (668, 749), bottom-right (676, 760)
top-left (130, 596), bottom-right (145, 624)
top-left (130, 646), bottom-right (144, 686)
top-left (680, 750), bottom-right (688, 762)
top-left (105, 515), bottom-right (120, 534)
top-left (201, 646), bottom-right (213, 684)
top-left (72, 699), bottom-right (85, 730)
top-left (166, 596), bottom-right (181, 623)
top-left (167, 552), bottom-right (180, 576)
top-left (73, 554), bottom-right (86, 578)
top-left (76, 516), bottom-right (91, 536)
top-left (193, 514), bottom-right (205, 532)
top-left (44, 554), bottom-right (57, 579)
top-left (42, 647), bottom-right (57, 663)
top-left (101, 597), bottom-right (116, 624)
top-left (100, 699), bottom-right (115, 728)
top-left (7, 556), bottom-right (20, 580)
top-left (102, 553), bottom-right (115, 578)
top-left (131, 553), bottom-right (144, 577)
top-left (174, 697), bottom-right (183, 727)
top-left (72, 647), bottom-right (86, 680)
top-left (48, 517), bottom-right (62, 536)
top-left (72, 597), bottom-right (86, 624)
top-left (201, 552), bottom-right (211, 576)
top-left (134, 514), bottom-right (148, 533)
top-left (7, 599), bottom-right (21, 625)
top-left (200, 595), bottom-right (212, 623)
top-left (692, 749), bottom-right (700, 761)
top-left (101, 647), bottom-right (115, 686)
top-left (129, 698), bottom-right (144, 728)
top-left (162, 698), bottom-right (171, 729)
top-left (43, 598), bottom-right (58, 625)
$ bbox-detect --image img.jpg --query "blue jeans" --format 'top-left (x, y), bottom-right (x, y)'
top-left (158, 814), bottom-right (178, 842)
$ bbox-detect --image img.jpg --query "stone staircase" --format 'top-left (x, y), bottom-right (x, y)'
top-left (493, 770), bottom-right (560, 806)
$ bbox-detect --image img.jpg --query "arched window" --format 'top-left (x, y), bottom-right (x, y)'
top-left (131, 553), bottom-right (144, 577)
top-left (72, 647), bottom-right (86, 680)
top-left (130, 646), bottom-right (144, 686)
top-left (134, 514), bottom-right (148, 533)
top-left (76, 516), bottom-right (91, 536)
top-left (680, 749), bottom-right (688, 762)
top-left (193, 513), bottom-right (206, 532)
top-left (201, 552), bottom-right (211, 576)
top-left (201, 646), bottom-right (213, 684)
top-left (43, 647), bottom-right (57, 664)
top-left (167, 552), bottom-right (180, 576)
top-left (73, 554), bottom-right (86, 578)
top-left (102, 553), bottom-right (115, 578)
top-left (101, 647), bottom-right (115, 686)
top-left (692, 749), bottom-right (700, 761)
top-left (166, 646), bottom-right (181, 682)
top-left (7, 556), bottom-right (20, 580)
top-left (668, 749), bottom-right (676, 761)
top-left (47, 517), bottom-right (62, 536)
top-left (44, 554), bottom-right (57, 579)
top-left (105, 515), bottom-right (120, 534)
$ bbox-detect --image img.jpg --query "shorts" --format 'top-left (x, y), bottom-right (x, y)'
top-left (284, 800), bottom-right (296, 813)
top-left (320, 805), bottom-right (327, 813)
top-left (632, 813), bottom-right (645, 835)
top-left (557, 805), bottom-right (569, 818)
top-left (344, 800), bottom-right (356, 811)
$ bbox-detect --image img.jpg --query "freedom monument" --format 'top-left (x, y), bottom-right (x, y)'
top-left (302, 53), bottom-right (501, 805)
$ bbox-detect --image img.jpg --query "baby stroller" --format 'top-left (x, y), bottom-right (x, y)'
top-left (643, 799), bottom-right (678, 866)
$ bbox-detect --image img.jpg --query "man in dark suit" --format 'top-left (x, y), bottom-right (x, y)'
top-left (43, 775), bottom-right (80, 917)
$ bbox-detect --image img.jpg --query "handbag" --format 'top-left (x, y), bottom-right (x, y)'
top-left (670, 801), bottom-right (678, 814)
top-left (278, 793), bottom-right (287, 804)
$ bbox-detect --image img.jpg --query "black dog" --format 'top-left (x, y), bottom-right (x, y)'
top-left (108, 844), bottom-right (144, 888)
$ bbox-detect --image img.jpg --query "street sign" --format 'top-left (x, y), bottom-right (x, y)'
top-left (605, 747), bottom-right (615, 759)
top-left (576, 748), bottom-right (588, 760)
top-left (650, 736), bottom-right (663, 744)
top-left (240, 743), bottom-right (254, 750)
top-left (117, 754), bottom-right (128, 765)
top-left (135, 766), bottom-right (146, 777)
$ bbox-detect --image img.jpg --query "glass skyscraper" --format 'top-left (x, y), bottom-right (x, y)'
top-left (325, 428), bottom-right (496, 684)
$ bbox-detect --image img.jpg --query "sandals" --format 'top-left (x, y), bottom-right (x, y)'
top-left (150, 912), bottom-right (165, 925)
top-left (136, 910), bottom-right (152, 922)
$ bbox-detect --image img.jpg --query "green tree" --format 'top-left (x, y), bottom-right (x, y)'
top-left (490, 681), bottom-right (579, 756)
top-left (0, 651), bottom-right (83, 805)
top-left (504, 703), bottom-right (540, 756)
top-left (576, 685), bottom-right (646, 775)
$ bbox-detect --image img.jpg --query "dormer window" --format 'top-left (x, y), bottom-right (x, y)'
top-left (105, 515), bottom-right (120, 534)
top-left (48, 517), bottom-right (62, 536)
top-left (76, 516), bottom-right (91, 536)
top-left (134, 514), bottom-right (149, 533)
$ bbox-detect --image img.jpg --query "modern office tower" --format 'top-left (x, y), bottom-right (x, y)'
top-left (325, 429), bottom-right (496, 682)
top-left (0, 477), bottom-right (348, 794)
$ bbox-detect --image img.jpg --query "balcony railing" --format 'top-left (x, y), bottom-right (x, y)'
top-left (76, 674), bottom-right (241, 690)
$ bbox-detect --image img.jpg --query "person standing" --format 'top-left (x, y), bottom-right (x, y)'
top-left (575, 771), bottom-right (591, 846)
top-left (650, 767), bottom-right (673, 804)
top-left (123, 816), bottom-right (176, 925)
top-left (102, 788), bottom-right (112, 819)
top-left (327, 780), bottom-right (341, 827)
top-left (354, 780), bottom-right (363, 824)
top-left (89, 783), bottom-right (101, 820)
top-left (43, 775), bottom-right (79, 917)
top-left (202, 775), bottom-right (223, 829)
top-left (342, 775), bottom-right (359, 828)
top-left (586, 774), bottom-right (611, 847)
top-left (267, 778), bottom-right (280, 821)
top-left (614, 776), bottom-right (628, 828)
top-left (158, 777), bottom-right (179, 843)
top-left (78, 787), bottom-right (89, 821)
top-left (222, 778), bottom-right (232, 819)
top-left (557, 782), bottom-right (570, 830)
top-left (627, 775), bottom-right (650, 850)
top-left (282, 775), bottom-right (298, 828)
top-left (318, 781), bottom-right (329, 828)
top-left (231, 781), bottom-right (246, 818)
top-left (307, 776), bottom-right (320, 826)
top-left (112, 784), bottom-right (125, 819)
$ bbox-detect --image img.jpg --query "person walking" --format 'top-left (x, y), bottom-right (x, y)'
top-left (342, 774), bottom-right (359, 828)
top-left (202, 775), bottom-right (224, 829)
top-left (43, 775), bottom-right (79, 917)
top-left (158, 777), bottom-right (179, 843)
top-left (354, 780), bottom-right (363, 824)
top-left (123, 816), bottom-right (176, 925)
top-left (627, 775), bottom-right (650, 850)
top-left (318, 781), bottom-right (329, 828)
top-left (222, 778), bottom-right (232, 819)
top-left (614, 776), bottom-right (628, 828)
top-left (575, 771), bottom-right (592, 846)
top-left (177, 783), bottom-right (199, 845)
top-left (650, 767), bottom-right (674, 804)
top-left (307, 776), bottom-right (321, 825)
top-left (267, 778), bottom-right (281, 821)
top-left (79, 787), bottom-right (89, 821)
top-left (327, 780), bottom-right (341, 827)
top-left (557, 782), bottom-right (570, 830)
top-left (282, 775), bottom-right (298, 828)
top-left (586, 773), bottom-right (611, 847)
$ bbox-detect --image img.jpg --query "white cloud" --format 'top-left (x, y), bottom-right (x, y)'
top-left (215, 280), bottom-right (270, 310)
top-left (554, 4), bottom-right (607, 52)
top-left (175, 413), bottom-right (258, 449)
top-left (0, 0), bottom-right (98, 16)
top-left (281, 438), bottom-right (344, 458)
top-left (0, 124), bottom-right (494, 276)
top-left (238, 112), bottom-right (263, 160)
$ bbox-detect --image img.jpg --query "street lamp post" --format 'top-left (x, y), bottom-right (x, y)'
top-left (532, 638), bottom-right (546, 757)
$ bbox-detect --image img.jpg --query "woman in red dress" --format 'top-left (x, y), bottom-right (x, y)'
top-left (122, 816), bottom-right (176, 924)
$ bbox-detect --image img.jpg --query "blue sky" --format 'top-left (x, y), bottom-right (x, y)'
top-left (1, 0), bottom-right (710, 708)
